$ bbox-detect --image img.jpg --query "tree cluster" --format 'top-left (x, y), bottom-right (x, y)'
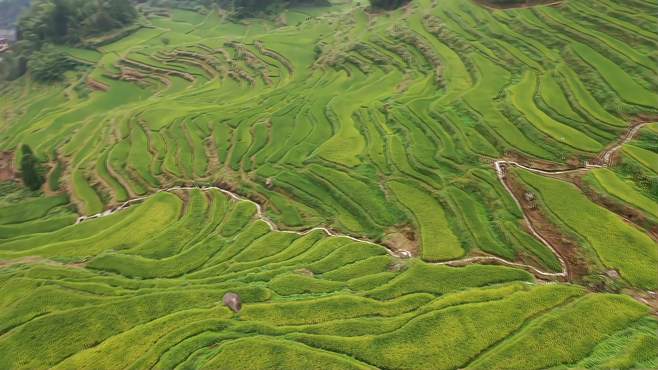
top-left (20, 144), bottom-right (44, 191)
top-left (17, 0), bottom-right (137, 48)
top-left (369, 0), bottom-right (410, 10)
top-left (27, 44), bottom-right (78, 81)
top-left (0, 0), bottom-right (138, 82)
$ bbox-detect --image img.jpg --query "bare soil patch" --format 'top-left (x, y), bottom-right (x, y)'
top-left (0, 256), bottom-right (87, 269)
top-left (502, 151), bottom-right (585, 172)
top-left (86, 77), bottom-right (109, 92)
top-left (0, 151), bottom-right (15, 181)
top-left (382, 225), bottom-right (418, 257)
top-left (572, 176), bottom-right (658, 241)
top-left (624, 289), bottom-right (658, 314)
top-left (506, 173), bottom-right (589, 281)
top-left (294, 268), bottom-right (314, 277)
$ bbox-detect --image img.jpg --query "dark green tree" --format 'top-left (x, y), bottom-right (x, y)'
top-left (27, 45), bottom-right (77, 82)
top-left (0, 52), bottom-right (28, 81)
top-left (13, 0), bottom-right (138, 53)
top-left (20, 145), bottom-right (44, 191)
top-left (369, 0), bottom-right (410, 10)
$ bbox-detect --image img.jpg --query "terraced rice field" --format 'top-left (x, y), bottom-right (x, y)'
top-left (0, 0), bottom-right (657, 368)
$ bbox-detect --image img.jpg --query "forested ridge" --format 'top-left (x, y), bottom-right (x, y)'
top-left (0, 0), bottom-right (137, 81)
top-left (2, 0), bottom-right (332, 81)
top-left (16, 0), bottom-right (137, 47)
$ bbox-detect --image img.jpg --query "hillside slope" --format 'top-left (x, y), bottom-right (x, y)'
top-left (0, 0), bottom-right (656, 368)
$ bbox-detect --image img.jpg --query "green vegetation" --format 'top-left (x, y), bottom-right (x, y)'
top-left (0, 190), bottom-right (654, 369)
top-left (27, 46), bottom-right (79, 82)
top-left (485, 0), bottom-right (526, 5)
top-left (509, 71), bottom-right (602, 152)
top-left (517, 169), bottom-right (657, 290)
top-left (0, 194), bottom-right (69, 224)
top-left (1, 0), bottom-right (138, 80)
top-left (19, 145), bottom-right (44, 190)
top-left (389, 181), bottom-right (463, 261)
top-left (17, 0), bottom-right (137, 46)
top-left (370, 0), bottom-right (410, 10)
top-left (624, 144), bottom-right (658, 174)
top-left (469, 294), bottom-right (651, 369)
top-left (589, 168), bottom-right (658, 219)
top-left (0, 0), bottom-right (656, 367)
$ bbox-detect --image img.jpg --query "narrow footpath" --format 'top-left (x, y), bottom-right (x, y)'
top-left (75, 122), bottom-right (654, 282)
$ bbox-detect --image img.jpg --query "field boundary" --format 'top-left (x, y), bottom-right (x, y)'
top-left (72, 122), bottom-right (652, 282)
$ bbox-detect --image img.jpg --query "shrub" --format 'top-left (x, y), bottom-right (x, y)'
top-left (370, 0), bottom-right (410, 10)
top-left (28, 45), bottom-right (77, 82)
top-left (20, 144), bottom-right (44, 191)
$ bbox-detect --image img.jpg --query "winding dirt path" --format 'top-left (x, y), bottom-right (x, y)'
top-left (75, 122), bottom-right (653, 280)
top-left (492, 121), bottom-right (654, 278)
top-left (76, 185), bottom-right (414, 257)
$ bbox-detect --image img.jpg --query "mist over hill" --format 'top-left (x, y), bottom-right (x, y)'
top-left (0, 0), bottom-right (31, 29)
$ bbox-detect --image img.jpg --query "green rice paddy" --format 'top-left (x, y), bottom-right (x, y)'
top-left (0, 0), bottom-right (656, 368)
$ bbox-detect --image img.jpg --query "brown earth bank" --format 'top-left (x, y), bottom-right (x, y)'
top-left (505, 172), bottom-right (589, 281)
top-left (498, 117), bottom-right (658, 172)
top-left (506, 167), bottom-right (656, 295)
top-left (382, 225), bottom-right (419, 257)
top-left (495, 118), bottom-right (658, 248)
top-left (0, 151), bottom-right (14, 181)
top-left (625, 289), bottom-right (658, 314)
top-left (592, 117), bottom-right (658, 166)
top-left (502, 151), bottom-right (587, 171)
top-left (86, 77), bottom-right (109, 92)
top-left (571, 175), bottom-right (658, 240)
top-left (0, 256), bottom-right (87, 269)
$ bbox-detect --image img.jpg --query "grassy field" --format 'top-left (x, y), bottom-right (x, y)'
top-left (516, 169), bottom-right (657, 290)
top-left (0, 0), bottom-right (656, 368)
top-left (588, 168), bottom-right (658, 219)
top-left (0, 190), bottom-right (654, 369)
top-left (389, 181), bottom-right (463, 260)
